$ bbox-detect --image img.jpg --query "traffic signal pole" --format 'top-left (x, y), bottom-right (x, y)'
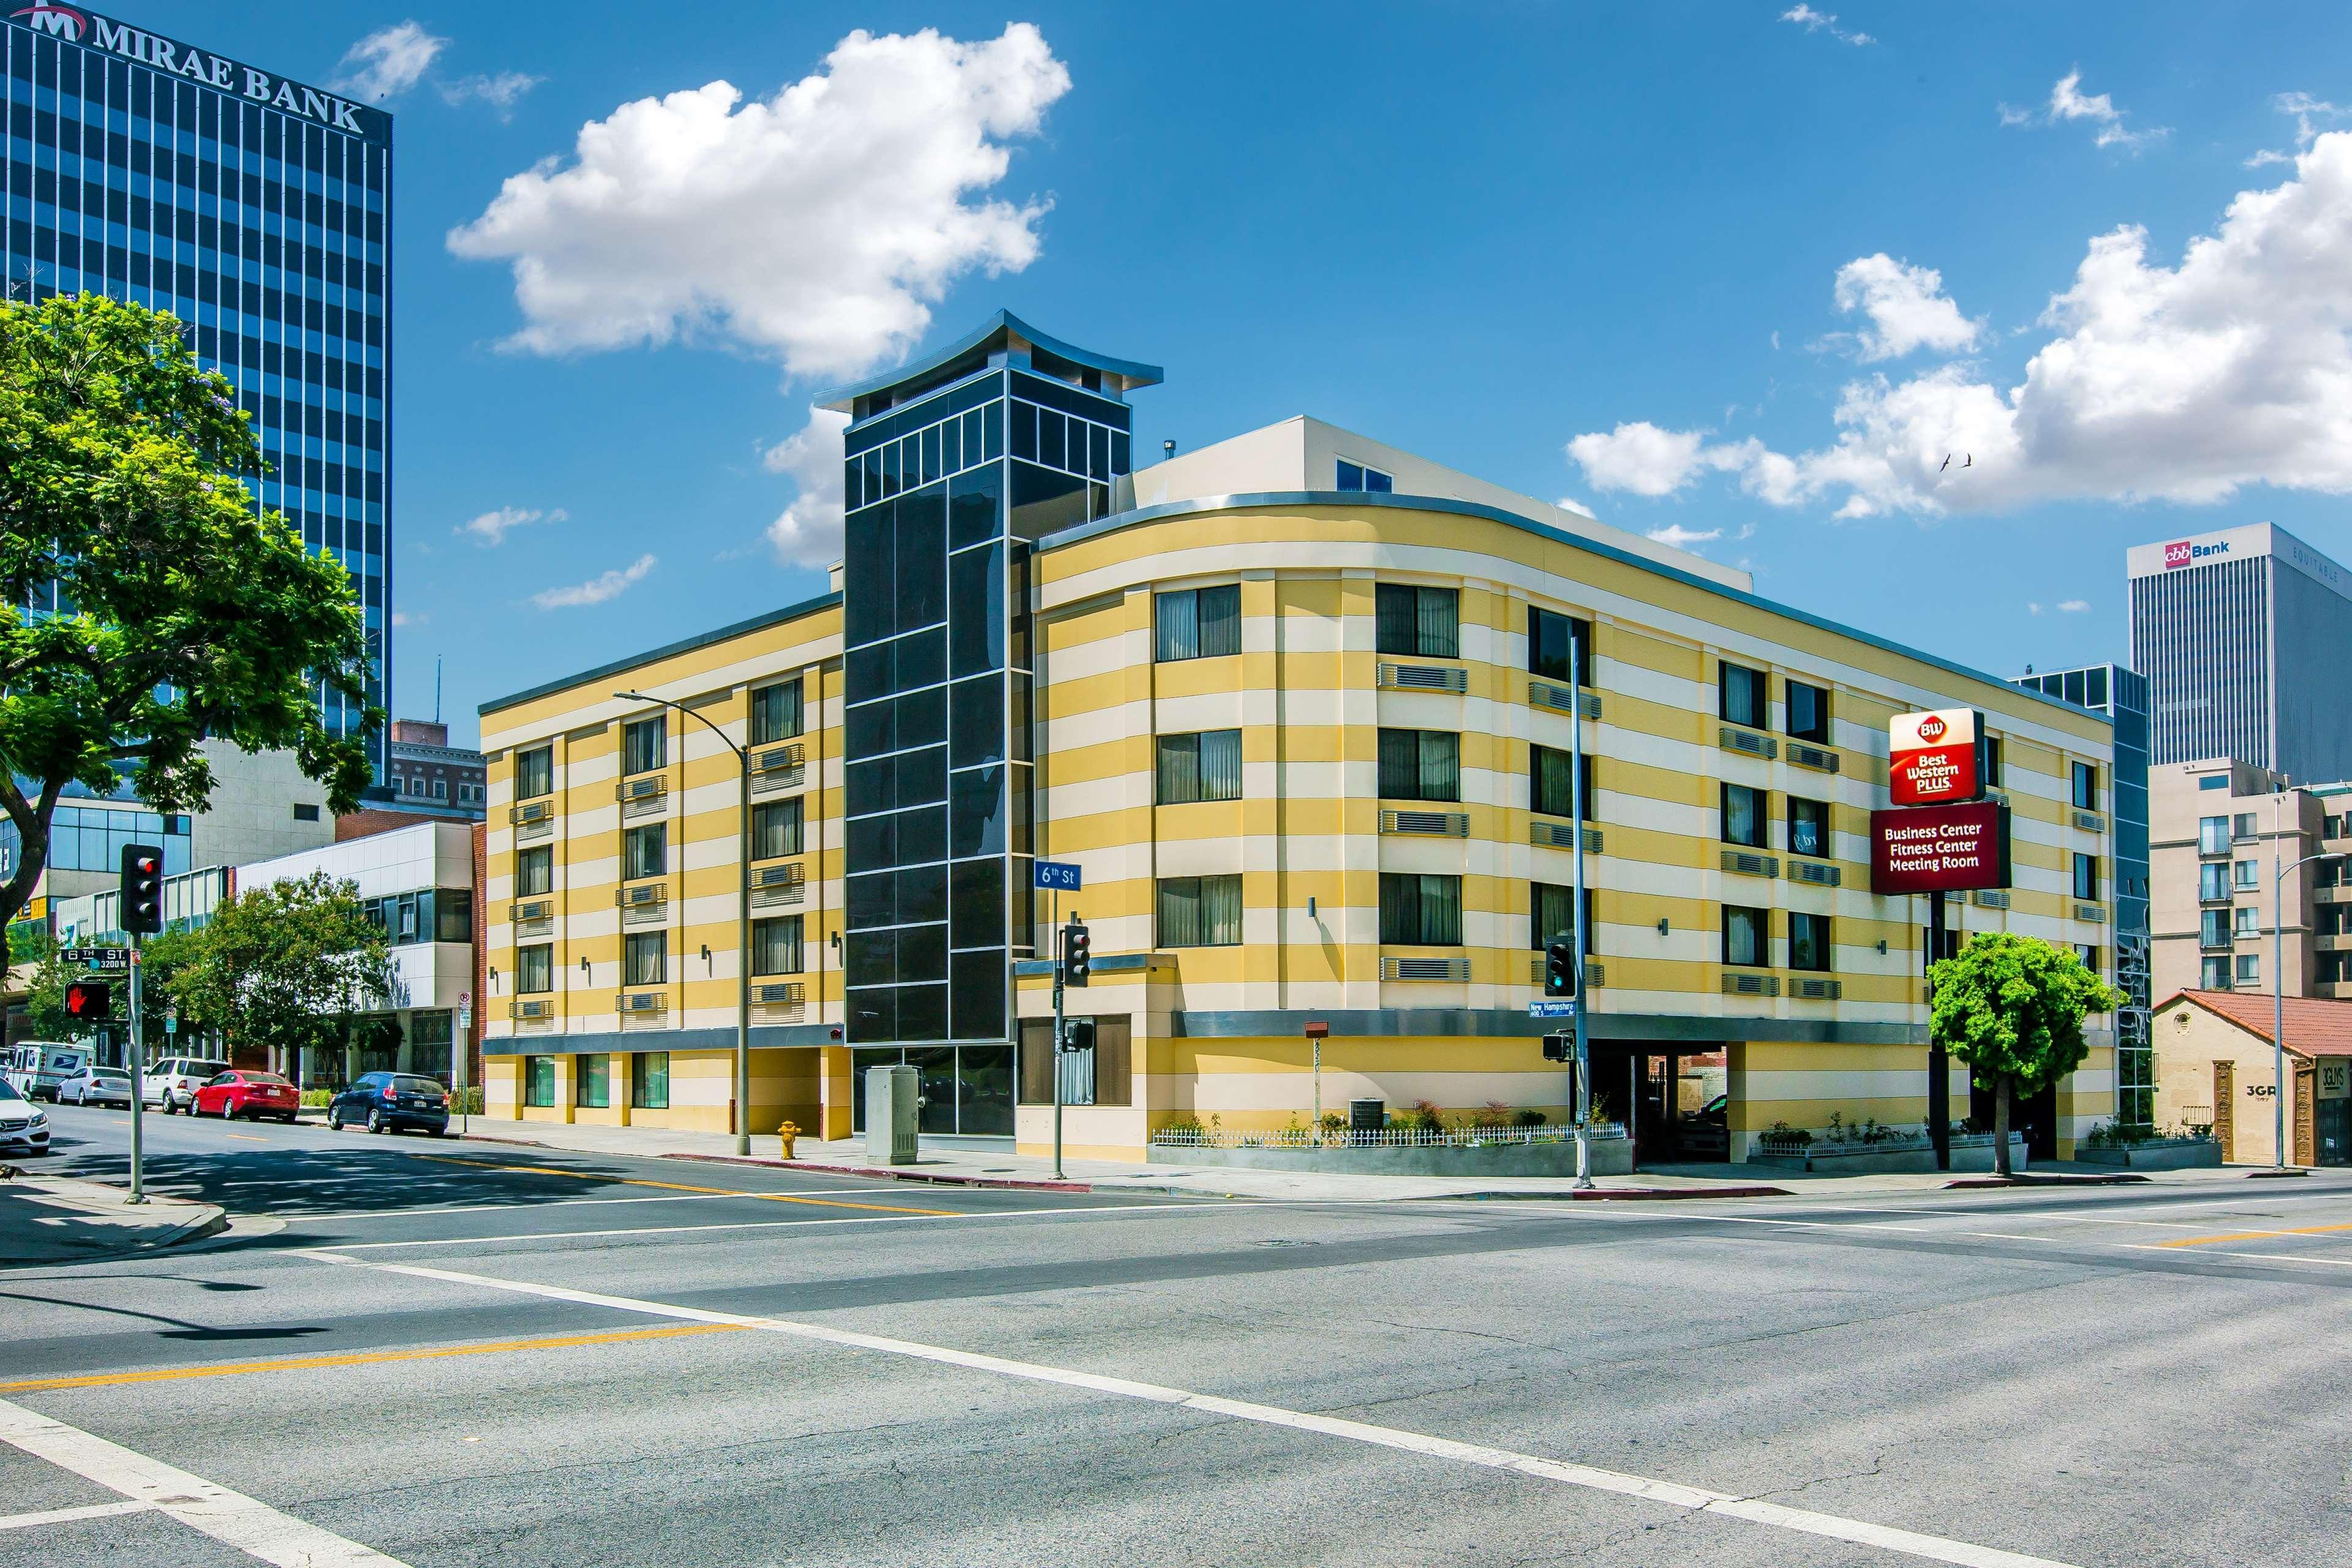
top-left (126, 931), bottom-right (145, 1204)
top-left (1569, 624), bottom-right (1593, 1190)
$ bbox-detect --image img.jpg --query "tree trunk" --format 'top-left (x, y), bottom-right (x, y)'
top-left (1994, 1074), bottom-right (2014, 1177)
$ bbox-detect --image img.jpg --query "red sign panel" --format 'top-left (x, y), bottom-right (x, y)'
top-left (1889, 707), bottom-right (1982, 806)
top-left (1871, 804), bottom-right (2010, 894)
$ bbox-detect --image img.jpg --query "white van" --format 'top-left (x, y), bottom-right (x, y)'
top-left (5, 1042), bottom-right (90, 1102)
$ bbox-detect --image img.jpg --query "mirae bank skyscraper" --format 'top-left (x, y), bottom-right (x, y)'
top-left (2, 3), bottom-right (393, 762)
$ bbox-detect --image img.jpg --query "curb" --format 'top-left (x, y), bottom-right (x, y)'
top-left (1440, 1185), bottom-right (1796, 1202)
top-left (677, 1153), bottom-right (1095, 1194)
top-left (1942, 1173), bottom-right (2149, 1188)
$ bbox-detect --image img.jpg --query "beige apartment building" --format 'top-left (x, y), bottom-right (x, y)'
top-left (2149, 759), bottom-right (2352, 1005)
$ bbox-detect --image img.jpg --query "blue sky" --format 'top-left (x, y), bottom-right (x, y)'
top-left (109, 2), bottom-right (2352, 742)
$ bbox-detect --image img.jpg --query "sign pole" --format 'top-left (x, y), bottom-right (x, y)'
top-left (126, 932), bottom-right (145, 1205)
top-left (1050, 888), bottom-right (1063, 1181)
top-left (1570, 624), bottom-right (1593, 1189)
top-left (1928, 889), bottom-right (1949, 1170)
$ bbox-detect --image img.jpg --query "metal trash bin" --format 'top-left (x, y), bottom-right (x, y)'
top-left (865, 1065), bottom-right (919, 1165)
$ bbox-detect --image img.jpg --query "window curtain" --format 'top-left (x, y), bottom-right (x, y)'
top-left (754, 799), bottom-right (803, 860)
top-left (1156, 589), bottom-right (1199, 662)
top-left (1376, 584), bottom-right (1417, 655)
top-left (1199, 873), bottom-right (1242, 944)
top-left (1726, 907), bottom-right (1765, 967)
top-left (1157, 734), bottom-right (1200, 804)
top-left (1199, 584), bottom-right (1240, 656)
top-left (1382, 873), bottom-right (1462, 945)
top-left (1378, 728), bottom-right (1418, 797)
top-left (1198, 729), bottom-right (1242, 802)
top-left (1159, 875), bottom-right (1242, 946)
top-left (626, 932), bottom-right (666, 986)
top-left (1532, 881), bottom-right (1578, 951)
top-left (752, 680), bottom-right (803, 745)
top-left (1420, 731), bottom-right (1460, 801)
top-left (1724, 785), bottom-right (1759, 846)
top-left (1417, 588), bottom-right (1458, 658)
top-left (755, 916), bottom-right (804, 976)
top-left (1533, 747), bottom-right (1573, 818)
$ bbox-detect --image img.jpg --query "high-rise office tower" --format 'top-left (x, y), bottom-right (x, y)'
top-left (2128, 522), bottom-right (2352, 785)
top-left (2, 6), bottom-right (392, 764)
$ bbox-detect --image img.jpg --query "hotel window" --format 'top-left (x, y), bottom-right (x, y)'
top-left (753, 916), bottom-right (805, 976)
top-left (2199, 863), bottom-right (2230, 902)
top-left (749, 679), bottom-right (804, 745)
top-left (2233, 813), bottom-right (2258, 842)
top-left (1336, 459), bottom-right (1393, 492)
top-left (516, 743), bottom-right (555, 796)
top-left (624, 715), bottom-right (666, 776)
top-left (624, 823), bottom-right (667, 881)
top-left (2201, 956), bottom-right (2232, 989)
top-left (1158, 875), bottom-right (1243, 948)
top-left (1380, 873), bottom-right (1463, 946)
top-left (2198, 816), bottom-right (2231, 855)
top-left (2071, 761), bottom-right (2098, 810)
top-left (752, 798), bottom-right (804, 861)
top-left (1723, 905), bottom-right (1769, 968)
top-left (2234, 907), bottom-right (2258, 937)
top-left (524, 1056), bottom-right (556, 1108)
top-left (2073, 853), bottom-right (2098, 900)
top-left (1721, 783), bottom-right (1766, 848)
top-left (1789, 911), bottom-right (1831, 972)
top-left (1375, 584), bottom-right (1459, 658)
top-left (1528, 606), bottom-right (1594, 687)
top-left (2075, 944), bottom-right (2101, 977)
top-left (518, 944), bottom-right (552, 995)
top-left (1983, 737), bottom-right (2005, 786)
top-left (1157, 730), bottom-right (1242, 805)
top-left (2201, 910), bottom-right (2231, 949)
top-left (1378, 728), bottom-right (1460, 802)
top-left (625, 932), bottom-right (667, 987)
top-left (1719, 662), bottom-right (1767, 729)
top-left (2236, 954), bottom-right (2261, 986)
top-left (1155, 584), bottom-right (1242, 662)
top-left (631, 1052), bottom-right (671, 1110)
top-left (576, 1053), bottom-right (610, 1109)
top-left (1785, 680), bottom-right (1830, 743)
top-left (517, 846), bottom-right (553, 897)
top-left (432, 777), bottom-right (448, 801)
top-left (2199, 774), bottom-right (2230, 791)
top-left (1788, 796), bottom-right (1830, 859)
top-left (2234, 859), bottom-right (2259, 891)
top-left (1530, 745), bottom-right (1594, 821)
top-left (1530, 881), bottom-right (1594, 956)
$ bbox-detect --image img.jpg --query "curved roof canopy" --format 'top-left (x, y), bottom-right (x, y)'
top-left (817, 310), bottom-right (1163, 420)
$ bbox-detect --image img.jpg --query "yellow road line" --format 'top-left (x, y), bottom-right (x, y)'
top-left (0, 1323), bottom-right (745, 1396)
top-left (2154, 1220), bottom-right (2352, 1249)
top-left (227, 1134), bottom-right (267, 1143)
top-left (405, 1152), bottom-right (958, 1217)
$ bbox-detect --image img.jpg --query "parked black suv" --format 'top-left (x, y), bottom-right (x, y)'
top-left (327, 1072), bottom-right (450, 1136)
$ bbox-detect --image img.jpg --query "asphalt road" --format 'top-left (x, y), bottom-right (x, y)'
top-left (8, 1104), bottom-right (2352, 1567)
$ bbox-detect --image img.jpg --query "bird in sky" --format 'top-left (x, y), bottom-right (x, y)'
top-left (1939, 454), bottom-right (1951, 472)
top-left (1963, 454), bottom-right (1973, 467)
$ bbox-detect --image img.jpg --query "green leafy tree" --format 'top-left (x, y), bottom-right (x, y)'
top-left (1929, 932), bottom-right (2123, 1176)
top-left (0, 293), bottom-right (380, 929)
top-left (21, 931), bottom-right (85, 1043)
top-left (168, 871), bottom-right (397, 1078)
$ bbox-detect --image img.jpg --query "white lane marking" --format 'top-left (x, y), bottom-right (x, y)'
top-left (0, 1498), bottom-right (152, 1530)
top-left (320, 1200), bottom-right (1219, 1250)
top-left (301, 1250), bottom-right (2082, 1568)
top-left (281, 1189), bottom-right (894, 1223)
top-left (2122, 1246), bottom-right (2352, 1268)
top-left (0, 1398), bottom-right (408, 1565)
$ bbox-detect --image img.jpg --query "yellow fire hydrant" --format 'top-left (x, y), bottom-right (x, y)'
top-left (777, 1120), bottom-right (800, 1161)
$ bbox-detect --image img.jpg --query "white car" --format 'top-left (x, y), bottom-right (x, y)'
top-left (0, 1079), bottom-right (50, 1156)
top-left (56, 1066), bottom-right (134, 1108)
top-left (145, 1056), bottom-right (232, 1114)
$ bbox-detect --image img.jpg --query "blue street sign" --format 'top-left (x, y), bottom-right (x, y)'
top-left (1034, 860), bottom-right (1083, 892)
top-left (1527, 1000), bottom-right (1578, 1018)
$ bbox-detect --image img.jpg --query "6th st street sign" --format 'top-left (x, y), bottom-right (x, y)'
top-left (61, 946), bottom-right (131, 969)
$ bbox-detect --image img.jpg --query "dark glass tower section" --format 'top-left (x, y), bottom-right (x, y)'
top-left (2, 8), bottom-right (393, 766)
top-left (825, 313), bottom-right (1158, 1138)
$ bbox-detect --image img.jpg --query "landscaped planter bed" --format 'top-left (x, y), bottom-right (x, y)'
top-left (1751, 1132), bottom-right (2027, 1174)
top-left (1147, 1134), bottom-right (1635, 1177)
top-left (2073, 1137), bottom-right (2222, 1169)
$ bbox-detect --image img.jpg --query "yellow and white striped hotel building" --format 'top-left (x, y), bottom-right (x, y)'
top-left (477, 314), bottom-right (2117, 1164)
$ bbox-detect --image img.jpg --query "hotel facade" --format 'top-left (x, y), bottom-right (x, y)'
top-left (477, 315), bottom-right (2119, 1164)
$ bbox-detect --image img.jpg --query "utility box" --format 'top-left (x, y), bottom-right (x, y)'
top-left (1349, 1098), bottom-right (1386, 1134)
top-left (866, 1065), bottom-right (919, 1165)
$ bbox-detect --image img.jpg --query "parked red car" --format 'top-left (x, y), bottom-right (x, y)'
top-left (192, 1070), bottom-right (300, 1124)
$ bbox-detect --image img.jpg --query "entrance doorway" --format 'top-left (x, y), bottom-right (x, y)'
top-left (1602, 1046), bottom-right (1729, 1167)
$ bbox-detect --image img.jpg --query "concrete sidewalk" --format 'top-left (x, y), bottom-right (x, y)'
top-left (440, 1117), bottom-right (2293, 1202)
top-left (0, 1173), bottom-right (226, 1267)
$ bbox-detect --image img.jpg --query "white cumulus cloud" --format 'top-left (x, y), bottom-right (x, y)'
top-left (1645, 524), bottom-right (1723, 551)
top-left (764, 407), bottom-right (852, 567)
top-left (457, 505), bottom-right (568, 546)
top-left (439, 71), bottom-right (544, 119)
top-left (1830, 254), bottom-right (1981, 361)
top-left (2247, 91), bottom-right (2350, 168)
top-left (532, 554), bottom-right (657, 609)
top-left (2002, 69), bottom-right (2165, 151)
top-left (447, 24), bottom-right (1071, 382)
top-left (1779, 5), bottom-right (1873, 45)
top-left (330, 21), bottom-right (446, 104)
top-left (1567, 132), bottom-right (2352, 519)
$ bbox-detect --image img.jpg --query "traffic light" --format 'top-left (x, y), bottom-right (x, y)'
top-left (1061, 919), bottom-right (1091, 987)
top-left (1544, 936), bottom-right (1576, 997)
top-left (1541, 1032), bottom-right (1570, 1063)
top-left (119, 843), bottom-right (164, 935)
top-left (1060, 1016), bottom-right (1096, 1053)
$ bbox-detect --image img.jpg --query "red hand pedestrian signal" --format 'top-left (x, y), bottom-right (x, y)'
top-left (64, 981), bottom-right (110, 1019)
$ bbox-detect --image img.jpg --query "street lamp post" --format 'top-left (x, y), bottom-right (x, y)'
top-left (2274, 843), bottom-right (2345, 1172)
top-left (617, 690), bottom-right (753, 1155)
